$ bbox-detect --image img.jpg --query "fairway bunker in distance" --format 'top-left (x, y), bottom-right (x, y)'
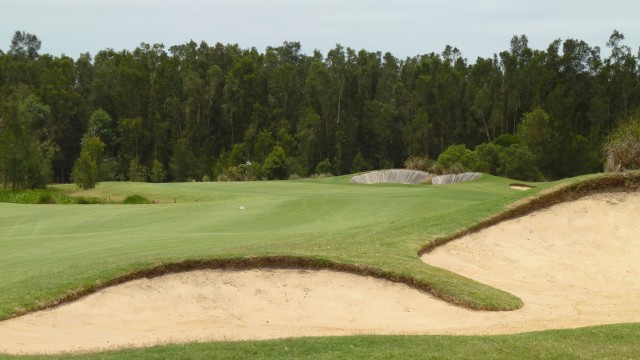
top-left (509, 183), bottom-right (535, 191)
top-left (431, 172), bottom-right (481, 185)
top-left (350, 169), bottom-right (430, 184)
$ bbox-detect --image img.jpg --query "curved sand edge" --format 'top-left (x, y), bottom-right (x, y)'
top-left (509, 184), bottom-right (534, 191)
top-left (2, 191), bottom-right (640, 354)
top-left (350, 169), bottom-right (430, 184)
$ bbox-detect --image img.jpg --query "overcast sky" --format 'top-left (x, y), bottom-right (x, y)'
top-left (2, 0), bottom-right (639, 62)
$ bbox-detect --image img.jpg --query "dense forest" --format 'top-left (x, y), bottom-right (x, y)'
top-left (0, 30), bottom-right (639, 188)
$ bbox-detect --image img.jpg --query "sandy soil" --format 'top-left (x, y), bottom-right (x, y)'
top-left (509, 184), bottom-right (534, 191)
top-left (1, 191), bottom-right (639, 354)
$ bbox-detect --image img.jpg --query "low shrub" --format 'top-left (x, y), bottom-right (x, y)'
top-left (404, 156), bottom-right (433, 172)
top-left (498, 145), bottom-right (541, 181)
top-left (122, 194), bottom-right (152, 204)
top-left (36, 192), bottom-right (56, 204)
top-left (604, 115), bottom-right (640, 172)
top-left (429, 162), bottom-right (444, 175)
top-left (74, 196), bottom-right (106, 204)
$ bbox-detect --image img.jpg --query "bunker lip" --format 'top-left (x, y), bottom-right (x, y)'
top-left (3, 256), bottom-right (498, 323)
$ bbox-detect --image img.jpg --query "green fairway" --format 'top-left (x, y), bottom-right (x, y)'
top-left (1, 175), bottom-right (537, 319)
top-left (1, 172), bottom-right (639, 358)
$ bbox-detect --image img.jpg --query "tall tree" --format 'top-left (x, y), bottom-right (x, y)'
top-left (9, 31), bottom-right (41, 60)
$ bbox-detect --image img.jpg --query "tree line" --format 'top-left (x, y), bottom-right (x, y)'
top-left (0, 30), bottom-right (639, 188)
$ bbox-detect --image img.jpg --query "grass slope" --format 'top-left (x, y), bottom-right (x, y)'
top-left (2, 323), bottom-right (639, 359)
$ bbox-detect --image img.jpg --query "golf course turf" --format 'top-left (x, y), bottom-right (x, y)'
top-left (1, 171), bottom-right (639, 358)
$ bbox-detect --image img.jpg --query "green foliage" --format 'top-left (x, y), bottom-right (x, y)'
top-left (315, 158), bottom-right (333, 175)
top-left (263, 145), bottom-right (288, 180)
top-left (498, 145), bottom-right (540, 181)
top-left (296, 108), bottom-right (321, 174)
top-left (72, 136), bottom-right (105, 189)
top-left (493, 134), bottom-right (522, 148)
top-left (0, 94), bottom-right (53, 190)
top-left (100, 157), bottom-right (121, 181)
top-left (518, 107), bottom-right (552, 172)
top-left (604, 115), bottom-right (640, 172)
top-left (128, 157), bottom-right (149, 182)
top-left (9, 31), bottom-right (41, 59)
top-left (277, 128), bottom-right (298, 156)
top-left (86, 109), bottom-right (116, 151)
top-left (351, 152), bottom-right (372, 173)
top-left (474, 143), bottom-right (501, 174)
top-left (437, 144), bottom-right (468, 170)
top-left (0, 188), bottom-right (69, 204)
top-left (217, 162), bottom-right (259, 182)
top-left (2, 31), bottom-right (640, 185)
top-left (122, 194), bottom-right (152, 204)
top-left (253, 130), bottom-right (274, 162)
top-left (170, 138), bottom-right (197, 181)
top-left (72, 151), bottom-right (98, 189)
top-left (437, 144), bottom-right (482, 172)
top-left (403, 110), bottom-right (431, 158)
top-left (0, 188), bottom-right (105, 204)
top-left (150, 159), bottom-right (166, 183)
top-left (285, 156), bottom-right (305, 178)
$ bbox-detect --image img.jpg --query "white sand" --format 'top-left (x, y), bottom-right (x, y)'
top-left (509, 185), bottom-right (533, 191)
top-left (1, 191), bottom-right (639, 354)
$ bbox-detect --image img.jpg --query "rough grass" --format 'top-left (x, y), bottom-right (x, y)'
top-left (0, 188), bottom-right (107, 205)
top-left (0, 188), bottom-right (76, 204)
top-left (604, 116), bottom-right (640, 172)
top-left (2, 323), bottom-right (639, 359)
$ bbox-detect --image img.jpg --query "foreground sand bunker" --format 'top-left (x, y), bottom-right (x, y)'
top-left (350, 169), bottom-right (430, 184)
top-left (1, 191), bottom-right (639, 354)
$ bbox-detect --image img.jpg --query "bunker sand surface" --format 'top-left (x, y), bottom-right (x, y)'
top-left (1, 192), bottom-right (640, 354)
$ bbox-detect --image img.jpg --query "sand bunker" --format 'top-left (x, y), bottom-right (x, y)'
top-left (1, 191), bottom-right (640, 354)
top-left (509, 183), bottom-right (534, 191)
top-left (0, 269), bottom-right (474, 354)
top-left (351, 169), bottom-right (430, 184)
top-left (431, 172), bottom-right (481, 185)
